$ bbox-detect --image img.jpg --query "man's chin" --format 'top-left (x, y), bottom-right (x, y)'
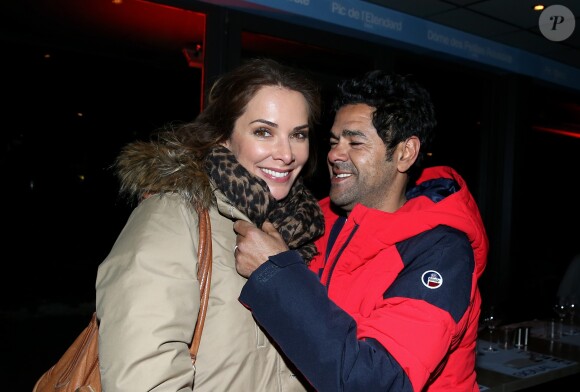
top-left (329, 192), bottom-right (352, 210)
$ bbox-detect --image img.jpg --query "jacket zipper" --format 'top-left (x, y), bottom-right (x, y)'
top-left (323, 223), bottom-right (359, 289)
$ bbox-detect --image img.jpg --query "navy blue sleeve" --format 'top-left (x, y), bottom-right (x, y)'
top-left (239, 250), bottom-right (412, 392)
top-left (392, 225), bottom-right (474, 322)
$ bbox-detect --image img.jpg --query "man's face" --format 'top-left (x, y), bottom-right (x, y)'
top-left (327, 103), bottom-right (399, 212)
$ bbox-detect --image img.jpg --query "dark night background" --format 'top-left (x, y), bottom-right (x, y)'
top-left (2, 1), bottom-right (580, 391)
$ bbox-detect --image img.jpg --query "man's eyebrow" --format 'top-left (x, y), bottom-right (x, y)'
top-left (330, 129), bottom-right (367, 138)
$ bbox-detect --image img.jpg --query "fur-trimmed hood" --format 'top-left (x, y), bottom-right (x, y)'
top-left (115, 134), bottom-right (215, 212)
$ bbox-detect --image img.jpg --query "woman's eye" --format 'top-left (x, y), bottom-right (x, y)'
top-left (291, 131), bottom-right (308, 140)
top-left (253, 128), bottom-right (272, 138)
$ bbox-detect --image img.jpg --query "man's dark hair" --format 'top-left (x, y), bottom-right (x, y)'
top-left (333, 71), bottom-right (436, 177)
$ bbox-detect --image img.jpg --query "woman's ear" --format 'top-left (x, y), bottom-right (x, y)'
top-left (397, 136), bottom-right (420, 173)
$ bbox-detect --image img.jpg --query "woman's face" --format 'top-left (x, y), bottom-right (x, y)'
top-left (223, 85), bottom-right (310, 200)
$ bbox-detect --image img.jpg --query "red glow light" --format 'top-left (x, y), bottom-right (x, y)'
top-left (533, 126), bottom-right (580, 139)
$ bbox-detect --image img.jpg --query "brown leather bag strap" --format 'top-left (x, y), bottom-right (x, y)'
top-left (190, 207), bottom-right (212, 364)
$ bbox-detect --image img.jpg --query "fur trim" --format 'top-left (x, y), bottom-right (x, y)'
top-left (115, 137), bottom-right (214, 211)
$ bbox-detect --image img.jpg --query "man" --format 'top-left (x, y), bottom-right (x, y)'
top-left (233, 71), bottom-right (488, 391)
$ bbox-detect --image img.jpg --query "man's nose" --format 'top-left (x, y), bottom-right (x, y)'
top-left (328, 141), bottom-right (348, 162)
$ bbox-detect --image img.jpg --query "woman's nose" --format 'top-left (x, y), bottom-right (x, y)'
top-left (273, 140), bottom-right (294, 164)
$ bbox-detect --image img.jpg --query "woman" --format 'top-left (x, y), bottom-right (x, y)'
top-left (95, 58), bottom-right (324, 391)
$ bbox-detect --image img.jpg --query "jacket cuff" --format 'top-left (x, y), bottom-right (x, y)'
top-left (249, 250), bottom-right (302, 282)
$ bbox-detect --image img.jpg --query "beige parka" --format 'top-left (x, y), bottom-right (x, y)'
top-left (95, 139), bottom-right (311, 392)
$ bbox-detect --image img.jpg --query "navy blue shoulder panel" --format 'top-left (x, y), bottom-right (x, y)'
top-left (389, 225), bottom-right (474, 322)
top-left (406, 178), bottom-right (460, 203)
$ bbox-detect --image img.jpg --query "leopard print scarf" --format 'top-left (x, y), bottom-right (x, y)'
top-left (205, 145), bottom-right (324, 263)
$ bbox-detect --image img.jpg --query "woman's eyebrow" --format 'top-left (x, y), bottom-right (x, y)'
top-left (249, 119), bottom-right (277, 127)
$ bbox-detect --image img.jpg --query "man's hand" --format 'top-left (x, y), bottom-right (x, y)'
top-left (233, 220), bottom-right (289, 278)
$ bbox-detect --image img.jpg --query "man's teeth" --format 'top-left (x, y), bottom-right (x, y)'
top-left (262, 168), bottom-right (289, 178)
top-left (336, 173), bottom-right (351, 178)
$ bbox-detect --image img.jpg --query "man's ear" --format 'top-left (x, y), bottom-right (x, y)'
top-left (397, 136), bottom-right (420, 173)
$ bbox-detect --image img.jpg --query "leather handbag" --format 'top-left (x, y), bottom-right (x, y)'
top-left (32, 207), bottom-right (213, 392)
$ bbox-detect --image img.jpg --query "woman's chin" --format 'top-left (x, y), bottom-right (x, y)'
top-left (268, 184), bottom-right (291, 201)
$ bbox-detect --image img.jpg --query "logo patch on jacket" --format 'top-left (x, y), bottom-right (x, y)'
top-left (421, 270), bottom-right (443, 289)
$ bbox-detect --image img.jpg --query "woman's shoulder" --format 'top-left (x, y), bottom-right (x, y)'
top-left (125, 193), bottom-right (206, 234)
